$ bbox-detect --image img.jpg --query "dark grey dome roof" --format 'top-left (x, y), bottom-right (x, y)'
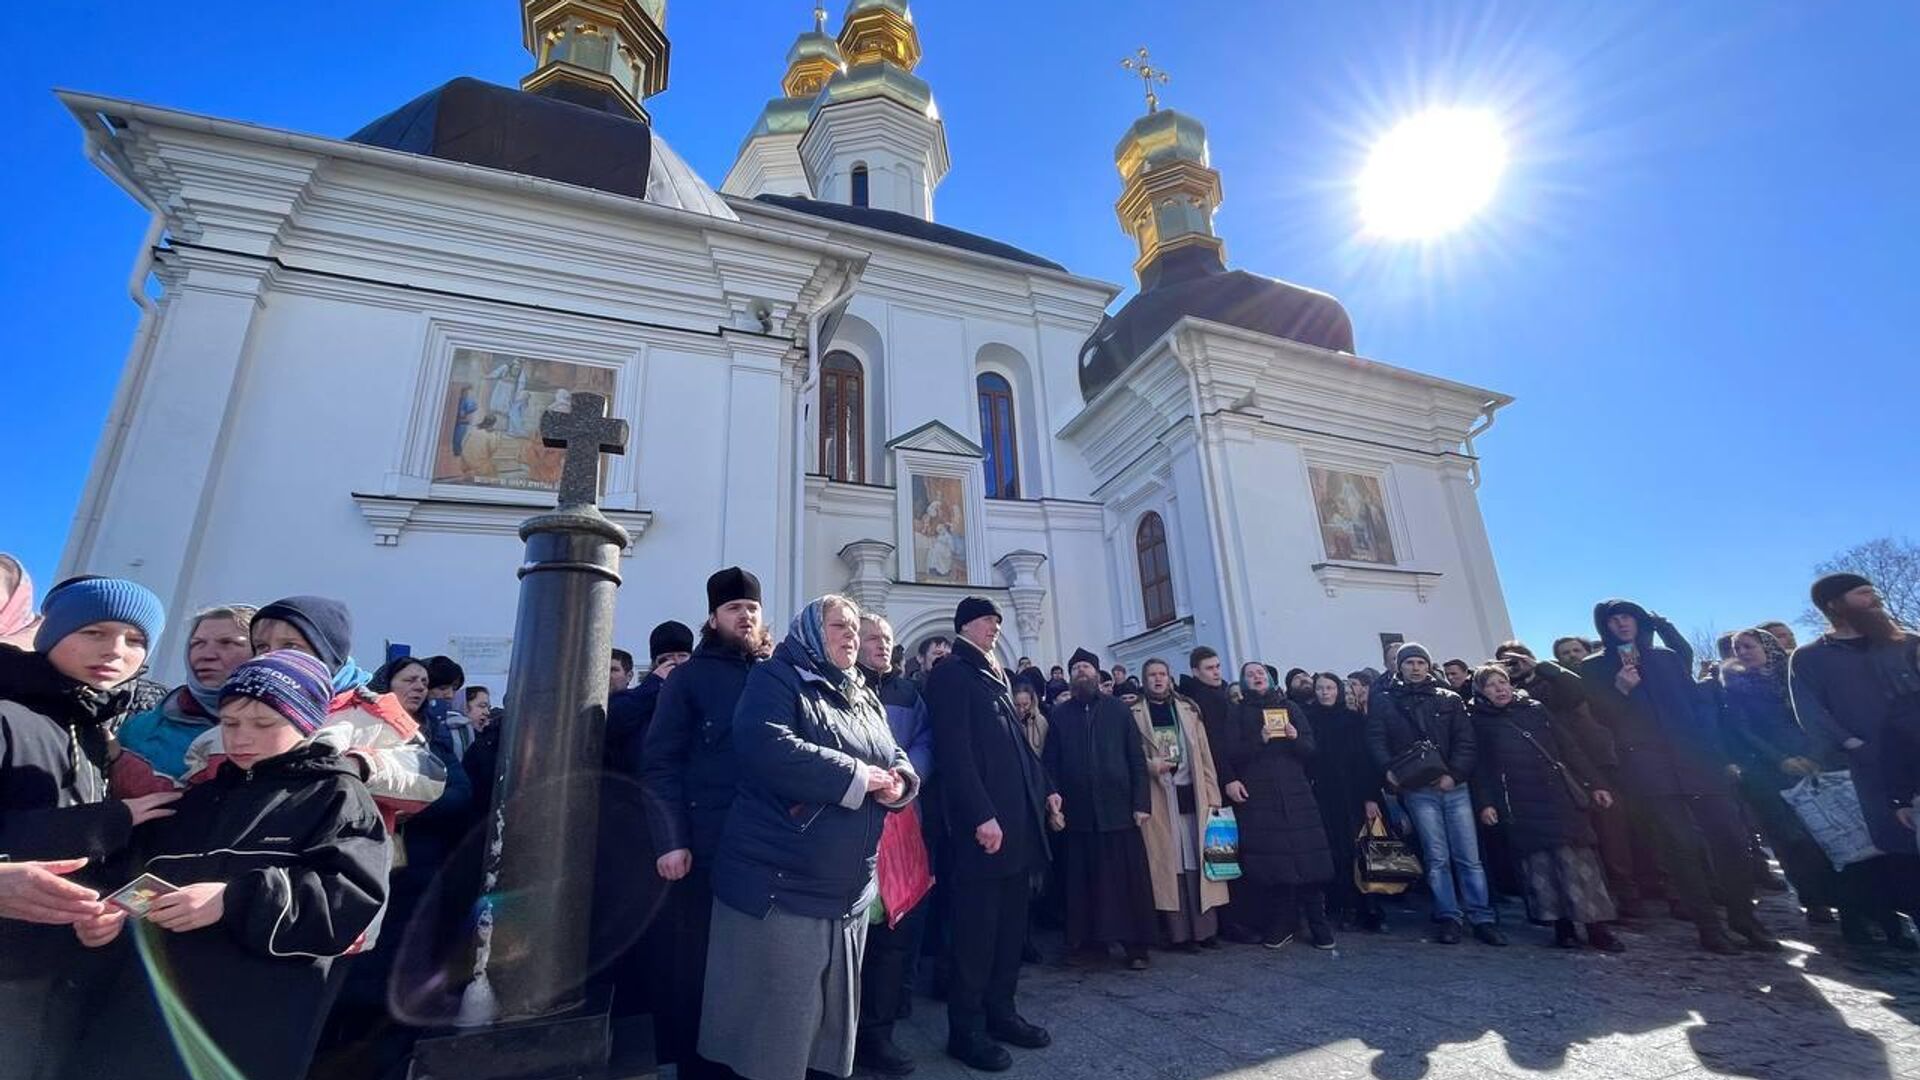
top-left (1079, 246), bottom-right (1354, 403)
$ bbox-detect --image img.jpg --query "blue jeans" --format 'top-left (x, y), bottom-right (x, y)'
top-left (1403, 784), bottom-right (1495, 926)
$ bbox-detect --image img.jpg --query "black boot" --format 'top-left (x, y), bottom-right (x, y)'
top-left (856, 1031), bottom-right (917, 1077)
top-left (1728, 911), bottom-right (1782, 952)
top-left (1553, 919), bottom-right (1580, 949)
top-left (946, 1034), bottom-right (1011, 1072)
top-left (1698, 923), bottom-right (1742, 955)
top-left (1305, 897), bottom-right (1337, 950)
top-left (1586, 923), bottom-right (1626, 953)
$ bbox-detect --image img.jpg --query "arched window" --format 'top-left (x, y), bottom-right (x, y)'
top-left (851, 164), bottom-right (870, 208)
top-left (820, 351), bottom-right (865, 483)
top-left (977, 372), bottom-right (1019, 499)
top-left (1136, 512), bottom-right (1176, 629)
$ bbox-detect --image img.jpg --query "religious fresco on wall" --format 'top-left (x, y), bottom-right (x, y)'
top-left (434, 349), bottom-right (616, 492)
top-left (910, 474), bottom-right (968, 584)
top-left (1309, 466), bottom-right (1398, 565)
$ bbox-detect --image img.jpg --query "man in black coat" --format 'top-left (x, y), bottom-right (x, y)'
top-left (1580, 599), bottom-right (1774, 954)
top-left (925, 597), bottom-right (1059, 1073)
top-left (1790, 574), bottom-right (1920, 855)
top-left (1046, 648), bottom-right (1156, 969)
top-left (639, 569), bottom-right (766, 1078)
top-left (597, 619), bottom-right (693, 1019)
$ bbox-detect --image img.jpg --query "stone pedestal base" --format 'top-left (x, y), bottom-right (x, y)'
top-left (409, 997), bottom-right (612, 1080)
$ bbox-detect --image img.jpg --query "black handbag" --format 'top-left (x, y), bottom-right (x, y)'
top-left (1505, 719), bottom-right (1593, 812)
top-left (1387, 739), bottom-right (1448, 791)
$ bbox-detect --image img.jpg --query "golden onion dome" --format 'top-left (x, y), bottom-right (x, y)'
top-left (783, 30), bottom-right (845, 98)
top-left (811, 61), bottom-right (937, 121)
top-left (1114, 108), bottom-right (1211, 183)
top-left (745, 96), bottom-right (813, 142)
top-left (845, 0), bottom-right (911, 17)
top-left (787, 30), bottom-right (843, 67)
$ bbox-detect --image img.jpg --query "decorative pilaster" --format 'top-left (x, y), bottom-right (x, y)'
top-left (994, 549), bottom-right (1049, 643)
top-left (839, 539), bottom-right (897, 615)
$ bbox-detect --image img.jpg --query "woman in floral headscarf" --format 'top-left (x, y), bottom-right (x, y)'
top-left (0, 554), bottom-right (41, 650)
top-left (1724, 627), bottom-right (1911, 947)
top-left (700, 595), bottom-right (920, 1080)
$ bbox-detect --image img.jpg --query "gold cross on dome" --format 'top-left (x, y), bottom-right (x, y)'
top-left (1121, 47), bottom-right (1169, 113)
top-left (813, 2), bottom-right (827, 33)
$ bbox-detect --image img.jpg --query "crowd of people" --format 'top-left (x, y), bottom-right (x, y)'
top-left (3, 545), bottom-right (1920, 1080)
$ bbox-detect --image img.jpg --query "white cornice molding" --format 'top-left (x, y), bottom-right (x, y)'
top-left (350, 493), bottom-right (655, 556)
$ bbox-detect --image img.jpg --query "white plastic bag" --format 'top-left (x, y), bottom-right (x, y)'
top-left (1783, 770), bottom-right (1882, 870)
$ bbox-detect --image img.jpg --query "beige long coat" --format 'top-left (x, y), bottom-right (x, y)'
top-left (1131, 694), bottom-right (1230, 914)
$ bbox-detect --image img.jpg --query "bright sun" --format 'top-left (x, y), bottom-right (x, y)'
top-left (1358, 108), bottom-right (1509, 240)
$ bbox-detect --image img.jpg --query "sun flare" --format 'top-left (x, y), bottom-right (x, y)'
top-left (1358, 108), bottom-right (1509, 240)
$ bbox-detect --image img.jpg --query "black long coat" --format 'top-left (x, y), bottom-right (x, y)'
top-left (1468, 693), bottom-right (1604, 857)
top-left (1176, 675), bottom-right (1240, 787)
top-left (641, 638), bottom-right (760, 861)
top-left (926, 639), bottom-right (1053, 881)
top-left (1044, 693), bottom-right (1150, 834)
top-left (1224, 691), bottom-right (1332, 885)
top-left (1302, 699), bottom-right (1379, 845)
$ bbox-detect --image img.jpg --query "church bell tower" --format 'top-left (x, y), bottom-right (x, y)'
top-left (796, 0), bottom-right (951, 220)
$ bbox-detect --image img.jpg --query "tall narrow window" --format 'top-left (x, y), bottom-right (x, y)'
top-left (820, 351), bottom-right (865, 483)
top-left (1137, 512), bottom-right (1176, 629)
top-left (851, 164), bottom-right (870, 207)
top-left (976, 372), bottom-right (1019, 499)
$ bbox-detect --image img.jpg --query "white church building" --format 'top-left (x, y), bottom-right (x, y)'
top-left (56, 0), bottom-right (1514, 691)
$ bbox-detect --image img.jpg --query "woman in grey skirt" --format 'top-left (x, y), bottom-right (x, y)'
top-left (700, 595), bottom-right (919, 1080)
top-left (1467, 665), bottom-right (1626, 953)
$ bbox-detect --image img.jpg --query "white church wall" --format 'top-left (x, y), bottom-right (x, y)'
top-left (1202, 417), bottom-right (1511, 675)
top-left (879, 303), bottom-right (971, 447)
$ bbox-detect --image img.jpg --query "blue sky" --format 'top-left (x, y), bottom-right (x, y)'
top-left (3, 1), bottom-right (1915, 656)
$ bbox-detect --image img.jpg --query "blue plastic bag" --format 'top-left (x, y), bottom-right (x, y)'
top-left (1203, 807), bottom-right (1242, 882)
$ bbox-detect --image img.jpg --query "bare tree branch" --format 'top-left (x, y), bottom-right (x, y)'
top-left (1801, 536), bottom-right (1920, 630)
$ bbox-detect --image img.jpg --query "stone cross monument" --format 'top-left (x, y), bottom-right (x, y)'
top-left (413, 391), bottom-right (630, 1079)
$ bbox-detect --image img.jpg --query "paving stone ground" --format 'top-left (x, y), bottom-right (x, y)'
top-left (865, 888), bottom-right (1920, 1080)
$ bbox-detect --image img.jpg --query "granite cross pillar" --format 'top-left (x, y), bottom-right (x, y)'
top-left (412, 391), bottom-right (631, 1079)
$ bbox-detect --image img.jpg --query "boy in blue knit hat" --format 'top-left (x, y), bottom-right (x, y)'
top-left (71, 650), bottom-right (391, 1080)
top-left (0, 575), bottom-right (184, 1077)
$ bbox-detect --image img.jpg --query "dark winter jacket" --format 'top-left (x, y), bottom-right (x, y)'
top-left (926, 637), bottom-right (1053, 880)
top-left (1789, 633), bottom-right (1920, 758)
top-left (1578, 600), bottom-right (1729, 796)
top-left (1468, 692), bottom-right (1604, 856)
top-left (593, 669), bottom-right (670, 956)
top-left (1512, 660), bottom-right (1618, 769)
top-left (1043, 692), bottom-right (1150, 834)
top-left (399, 699), bottom-right (475, 870)
top-left (1301, 699), bottom-right (1380, 841)
top-left (1175, 674), bottom-right (1240, 787)
top-left (641, 637), bottom-right (760, 861)
top-left (1722, 667), bottom-right (1818, 790)
top-left (110, 740), bottom-right (390, 1080)
top-left (0, 646), bottom-right (136, 979)
top-left (1365, 675), bottom-right (1477, 788)
top-left (865, 665), bottom-right (934, 781)
top-left (1224, 691), bottom-right (1332, 885)
top-left (606, 670), bottom-right (668, 779)
top-left (713, 640), bottom-right (916, 921)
